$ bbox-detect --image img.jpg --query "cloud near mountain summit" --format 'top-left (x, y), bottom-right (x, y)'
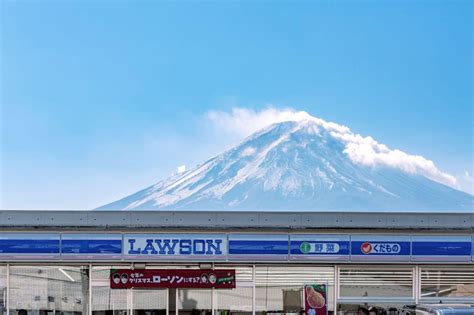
top-left (206, 107), bottom-right (458, 191)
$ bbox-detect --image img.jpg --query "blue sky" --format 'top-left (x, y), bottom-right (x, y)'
top-left (1, 0), bottom-right (472, 209)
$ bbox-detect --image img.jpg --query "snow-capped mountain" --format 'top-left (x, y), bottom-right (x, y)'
top-left (97, 119), bottom-right (473, 211)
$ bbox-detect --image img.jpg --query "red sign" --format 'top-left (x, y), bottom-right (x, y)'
top-left (110, 269), bottom-right (235, 289)
top-left (361, 242), bottom-right (372, 254)
top-left (304, 284), bottom-right (327, 315)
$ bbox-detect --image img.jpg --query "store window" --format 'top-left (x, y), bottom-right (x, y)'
top-left (178, 289), bottom-right (211, 315)
top-left (215, 266), bottom-right (253, 315)
top-left (339, 268), bottom-right (413, 299)
top-left (9, 266), bottom-right (90, 315)
top-left (92, 266), bottom-right (130, 315)
top-left (420, 267), bottom-right (474, 302)
top-left (132, 289), bottom-right (167, 315)
top-left (255, 266), bottom-right (334, 315)
top-left (338, 267), bottom-right (414, 315)
top-left (0, 266), bottom-right (6, 315)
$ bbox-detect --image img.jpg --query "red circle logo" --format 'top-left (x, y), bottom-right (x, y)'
top-left (361, 242), bottom-right (372, 254)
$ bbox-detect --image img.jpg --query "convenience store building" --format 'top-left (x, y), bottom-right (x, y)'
top-left (0, 210), bottom-right (473, 315)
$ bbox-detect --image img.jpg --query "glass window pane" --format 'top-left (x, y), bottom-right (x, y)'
top-left (178, 289), bottom-right (211, 315)
top-left (420, 268), bottom-right (474, 300)
top-left (216, 286), bottom-right (252, 315)
top-left (9, 266), bottom-right (89, 315)
top-left (92, 266), bottom-right (130, 315)
top-left (256, 266), bottom-right (334, 314)
top-left (132, 289), bottom-right (167, 315)
top-left (0, 266), bottom-right (6, 315)
top-left (339, 268), bottom-right (413, 299)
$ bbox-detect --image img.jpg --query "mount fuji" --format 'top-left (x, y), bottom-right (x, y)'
top-left (97, 118), bottom-right (473, 211)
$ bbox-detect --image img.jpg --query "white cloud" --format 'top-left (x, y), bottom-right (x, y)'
top-left (205, 107), bottom-right (461, 190)
top-left (206, 107), bottom-right (316, 137)
top-left (177, 165), bottom-right (186, 174)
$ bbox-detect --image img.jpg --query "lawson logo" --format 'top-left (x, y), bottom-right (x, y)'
top-left (125, 235), bottom-right (226, 256)
top-left (360, 242), bottom-right (401, 255)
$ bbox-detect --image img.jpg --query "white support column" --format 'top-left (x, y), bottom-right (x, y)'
top-left (175, 288), bottom-right (178, 315)
top-left (333, 265), bottom-right (339, 315)
top-left (211, 287), bottom-right (216, 315)
top-left (252, 265), bottom-right (256, 315)
top-left (6, 264), bottom-right (9, 315)
top-left (129, 288), bottom-right (134, 315)
top-left (414, 265), bottom-right (420, 305)
top-left (166, 289), bottom-right (169, 315)
top-left (333, 265), bottom-right (339, 314)
top-left (89, 264), bottom-right (92, 315)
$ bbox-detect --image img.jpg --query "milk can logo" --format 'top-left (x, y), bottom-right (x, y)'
top-left (361, 242), bottom-right (401, 254)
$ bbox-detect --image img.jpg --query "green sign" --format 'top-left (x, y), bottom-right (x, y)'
top-left (300, 241), bottom-right (311, 254)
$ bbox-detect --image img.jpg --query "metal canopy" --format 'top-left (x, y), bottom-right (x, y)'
top-left (0, 210), bottom-right (473, 231)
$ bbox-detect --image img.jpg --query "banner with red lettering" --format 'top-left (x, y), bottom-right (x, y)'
top-left (304, 284), bottom-right (328, 315)
top-left (110, 269), bottom-right (235, 289)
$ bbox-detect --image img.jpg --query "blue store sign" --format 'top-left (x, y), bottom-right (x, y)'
top-left (0, 232), bottom-right (472, 262)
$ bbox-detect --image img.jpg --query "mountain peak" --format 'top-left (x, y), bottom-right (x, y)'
top-left (97, 119), bottom-right (473, 212)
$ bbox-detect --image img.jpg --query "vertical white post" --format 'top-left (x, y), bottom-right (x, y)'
top-left (333, 265), bottom-right (339, 315)
top-left (130, 288), bottom-right (134, 315)
top-left (211, 287), bottom-right (215, 315)
top-left (252, 265), bottom-right (256, 315)
top-left (414, 265), bottom-right (420, 305)
top-left (89, 264), bottom-right (92, 315)
top-left (175, 289), bottom-right (178, 315)
top-left (166, 289), bottom-right (169, 315)
top-left (6, 264), bottom-right (9, 315)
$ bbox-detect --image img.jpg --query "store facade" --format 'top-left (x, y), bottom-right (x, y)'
top-left (0, 211), bottom-right (473, 315)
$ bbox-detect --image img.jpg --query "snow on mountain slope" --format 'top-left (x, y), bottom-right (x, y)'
top-left (97, 119), bottom-right (473, 211)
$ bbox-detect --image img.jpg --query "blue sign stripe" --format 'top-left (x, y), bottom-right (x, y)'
top-left (0, 239), bottom-right (59, 254)
top-left (229, 240), bottom-right (288, 255)
top-left (412, 241), bottom-right (471, 256)
top-left (62, 239), bottom-right (122, 254)
top-left (0, 234), bottom-right (471, 260)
